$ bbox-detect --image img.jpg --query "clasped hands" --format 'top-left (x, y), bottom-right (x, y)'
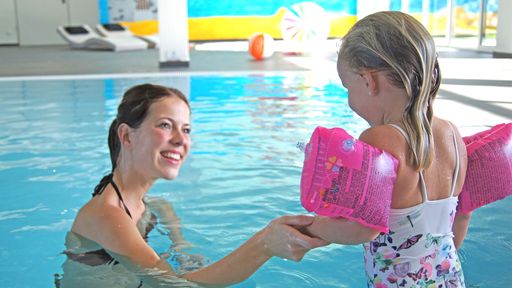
top-left (260, 215), bottom-right (328, 262)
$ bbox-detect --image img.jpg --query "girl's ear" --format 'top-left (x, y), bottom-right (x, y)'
top-left (117, 123), bottom-right (133, 148)
top-left (360, 70), bottom-right (379, 96)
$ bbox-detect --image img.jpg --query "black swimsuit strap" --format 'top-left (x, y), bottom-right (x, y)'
top-left (110, 179), bottom-right (133, 219)
top-left (64, 249), bottom-right (118, 266)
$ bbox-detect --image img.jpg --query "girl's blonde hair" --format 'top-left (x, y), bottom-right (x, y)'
top-left (339, 11), bottom-right (441, 171)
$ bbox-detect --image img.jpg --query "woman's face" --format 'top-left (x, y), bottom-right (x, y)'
top-left (130, 96), bottom-right (191, 180)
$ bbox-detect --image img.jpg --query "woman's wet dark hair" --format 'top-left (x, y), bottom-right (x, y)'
top-left (92, 84), bottom-right (190, 196)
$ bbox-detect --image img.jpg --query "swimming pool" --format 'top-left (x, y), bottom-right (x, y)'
top-left (0, 72), bottom-right (510, 287)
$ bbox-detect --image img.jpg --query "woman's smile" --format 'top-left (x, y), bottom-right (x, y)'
top-left (161, 150), bottom-right (182, 165)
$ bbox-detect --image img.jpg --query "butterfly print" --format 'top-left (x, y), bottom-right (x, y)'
top-left (407, 267), bottom-right (425, 282)
top-left (425, 233), bottom-right (443, 248)
top-left (379, 265), bottom-right (391, 273)
top-left (435, 259), bottom-right (451, 277)
top-left (439, 243), bottom-right (454, 259)
top-left (420, 252), bottom-right (436, 264)
top-left (364, 218), bottom-right (465, 286)
top-left (446, 278), bottom-right (460, 288)
top-left (397, 234), bottom-right (423, 251)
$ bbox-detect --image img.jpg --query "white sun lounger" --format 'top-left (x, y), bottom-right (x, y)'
top-left (95, 23), bottom-right (159, 49)
top-left (57, 25), bottom-right (148, 51)
top-left (96, 23), bottom-right (159, 49)
top-left (139, 34), bottom-right (159, 49)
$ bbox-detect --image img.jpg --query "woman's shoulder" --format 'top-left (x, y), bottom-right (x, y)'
top-left (72, 193), bottom-right (134, 240)
top-left (72, 194), bottom-right (155, 259)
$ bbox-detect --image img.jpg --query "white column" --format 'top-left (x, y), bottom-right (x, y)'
top-left (168, 76), bottom-right (190, 100)
top-left (446, 0), bottom-right (455, 45)
top-left (401, 0), bottom-right (410, 14)
top-left (0, 0), bottom-right (18, 44)
top-left (422, 0), bottom-right (430, 29)
top-left (356, 0), bottom-right (390, 20)
top-left (495, 0), bottom-right (512, 57)
top-left (158, 0), bottom-right (190, 67)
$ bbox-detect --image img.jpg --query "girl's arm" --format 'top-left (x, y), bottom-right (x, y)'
top-left (303, 216), bottom-right (380, 245)
top-left (301, 127), bottom-right (395, 245)
top-left (453, 211), bottom-right (472, 250)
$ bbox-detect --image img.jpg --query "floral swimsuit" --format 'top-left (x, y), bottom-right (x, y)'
top-left (363, 124), bottom-right (465, 288)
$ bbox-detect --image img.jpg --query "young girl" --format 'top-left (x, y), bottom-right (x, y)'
top-left (304, 12), bottom-right (470, 287)
top-left (61, 84), bottom-right (326, 287)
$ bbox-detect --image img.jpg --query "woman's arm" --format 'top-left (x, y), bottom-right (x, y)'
top-left (94, 210), bottom-right (326, 286)
top-left (183, 215), bottom-right (327, 285)
top-left (144, 196), bottom-right (189, 249)
top-left (145, 196), bottom-right (206, 272)
top-left (303, 216), bottom-right (380, 245)
top-left (453, 211), bottom-right (472, 250)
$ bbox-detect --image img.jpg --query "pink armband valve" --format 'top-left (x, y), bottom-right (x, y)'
top-left (300, 126), bottom-right (398, 233)
top-left (457, 123), bottom-right (512, 214)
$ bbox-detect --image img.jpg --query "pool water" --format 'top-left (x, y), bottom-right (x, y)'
top-left (0, 73), bottom-right (510, 287)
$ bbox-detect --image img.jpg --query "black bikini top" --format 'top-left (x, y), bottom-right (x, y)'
top-left (110, 179), bottom-right (133, 219)
top-left (65, 179), bottom-right (156, 267)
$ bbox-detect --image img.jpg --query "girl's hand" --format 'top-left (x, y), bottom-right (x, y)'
top-left (260, 215), bottom-right (329, 261)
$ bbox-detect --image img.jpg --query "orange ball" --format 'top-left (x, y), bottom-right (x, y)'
top-left (248, 33), bottom-right (274, 60)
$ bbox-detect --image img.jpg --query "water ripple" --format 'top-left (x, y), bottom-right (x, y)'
top-left (0, 204), bottom-right (47, 221)
top-left (11, 219), bottom-right (73, 233)
top-left (260, 266), bottom-right (322, 287)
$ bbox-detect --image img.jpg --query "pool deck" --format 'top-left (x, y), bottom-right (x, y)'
top-left (0, 42), bottom-right (510, 135)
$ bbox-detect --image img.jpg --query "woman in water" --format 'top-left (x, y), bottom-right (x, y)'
top-left (61, 83), bottom-right (327, 287)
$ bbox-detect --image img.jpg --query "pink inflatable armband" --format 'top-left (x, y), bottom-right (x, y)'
top-left (300, 126), bottom-right (398, 233)
top-left (458, 123), bottom-right (512, 214)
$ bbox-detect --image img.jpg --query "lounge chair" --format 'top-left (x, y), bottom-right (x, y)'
top-left (57, 25), bottom-right (148, 51)
top-left (96, 23), bottom-right (158, 49)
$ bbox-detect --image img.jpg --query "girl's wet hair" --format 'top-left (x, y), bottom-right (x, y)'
top-left (93, 84), bottom-right (190, 196)
top-left (338, 11), bottom-right (440, 171)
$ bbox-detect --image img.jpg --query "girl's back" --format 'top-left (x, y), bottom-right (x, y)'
top-left (362, 117), bottom-right (468, 287)
top-left (385, 117), bottom-right (468, 209)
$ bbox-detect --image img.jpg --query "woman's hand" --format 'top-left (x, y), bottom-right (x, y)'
top-left (181, 215), bottom-right (328, 285)
top-left (259, 215), bottom-right (329, 261)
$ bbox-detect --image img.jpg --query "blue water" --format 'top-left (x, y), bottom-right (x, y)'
top-left (0, 73), bottom-right (510, 287)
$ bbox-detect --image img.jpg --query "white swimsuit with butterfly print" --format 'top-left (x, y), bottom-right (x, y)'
top-left (363, 124), bottom-right (465, 288)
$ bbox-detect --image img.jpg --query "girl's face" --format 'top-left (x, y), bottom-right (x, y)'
top-left (130, 96), bottom-right (191, 181)
top-left (338, 60), bottom-right (372, 120)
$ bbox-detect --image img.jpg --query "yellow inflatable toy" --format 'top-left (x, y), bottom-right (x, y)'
top-left (121, 7), bottom-right (356, 41)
